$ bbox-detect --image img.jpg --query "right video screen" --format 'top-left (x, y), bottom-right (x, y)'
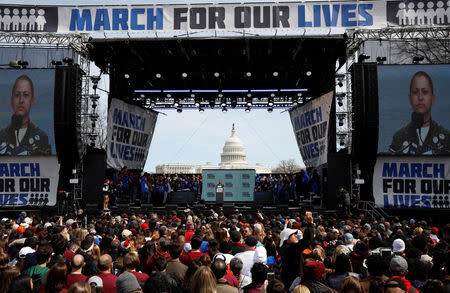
top-left (377, 64), bottom-right (450, 155)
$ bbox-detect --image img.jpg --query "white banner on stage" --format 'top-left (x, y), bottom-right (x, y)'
top-left (373, 156), bottom-right (450, 209)
top-left (106, 98), bottom-right (158, 170)
top-left (289, 91), bottom-right (333, 168)
top-left (57, 1), bottom-right (386, 38)
top-left (0, 156), bottom-right (59, 207)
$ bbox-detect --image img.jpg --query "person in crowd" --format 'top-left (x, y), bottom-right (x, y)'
top-left (230, 257), bottom-right (252, 293)
top-left (230, 231), bottom-right (245, 255)
top-left (26, 244), bottom-right (52, 288)
top-left (123, 252), bottom-right (149, 284)
top-left (88, 276), bottom-right (103, 293)
top-left (67, 282), bottom-right (91, 293)
top-left (38, 262), bottom-right (67, 293)
top-left (97, 254), bottom-right (118, 293)
top-left (190, 266), bottom-right (217, 293)
top-left (8, 274), bottom-right (33, 293)
top-left (234, 236), bottom-right (261, 277)
top-left (242, 262), bottom-right (267, 293)
top-left (116, 271), bottom-right (141, 293)
top-left (66, 255), bottom-right (88, 288)
top-left (301, 261), bottom-right (330, 293)
top-left (279, 212), bottom-right (314, 288)
top-left (180, 236), bottom-right (206, 266)
top-left (390, 255), bottom-right (420, 293)
top-left (211, 258), bottom-right (238, 293)
top-left (166, 240), bottom-right (188, 285)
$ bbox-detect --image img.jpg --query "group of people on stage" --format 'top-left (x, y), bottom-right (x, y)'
top-left (102, 168), bottom-right (323, 210)
top-left (102, 168), bottom-right (202, 209)
top-left (0, 208), bottom-right (449, 293)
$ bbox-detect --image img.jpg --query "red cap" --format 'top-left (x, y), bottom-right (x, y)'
top-left (431, 227), bottom-right (438, 234)
top-left (304, 261), bottom-right (325, 279)
top-left (141, 223), bottom-right (149, 230)
top-left (16, 226), bottom-right (25, 234)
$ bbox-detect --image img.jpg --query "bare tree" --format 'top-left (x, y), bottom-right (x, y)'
top-left (274, 159), bottom-right (302, 174)
top-left (391, 39), bottom-right (450, 64)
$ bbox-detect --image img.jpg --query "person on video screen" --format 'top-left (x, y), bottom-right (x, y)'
top-left (0, 75), bottom-right (51, 155)
top-left (389, 71), bottom-right (450, 154)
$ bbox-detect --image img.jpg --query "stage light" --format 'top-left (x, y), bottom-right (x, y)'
top-left (246, 72), bottom-right (252, 77)
top-left (140, 94), bottom-right (145, 98)
top-left (174, 98), bottom-right (179, 107)
top-left (413, 56), bottom-right (424, 64)
top-left (222, 107), bottom-right (227, 113)
top-left (177, 108), bottom-right (183, 113)
top-left (268, 98), bottom-right (274, 107)
top-left (190, 93), bottom-right (195, 98)
top-left (270, 93), bottom-right (275, 98)
top-left (273, 72), bottom-right (278, 77)
top-left (246, 98), bottom-right (252, 107)
top-left (247, 93), bottom-right (252, 98)
top-left (376, 56), bottom-right (387, 64)
top-left (218, 93), bottom-right (223, 98)
top-left (51, 60), bottom-right (62, 66)
top-left (194, 98), bottom-right (200, 106)
top-left (306, 71), bottom-right (312, 76)
top-left (181, 72), bottom-right (188, 78)
top-left (245, 107), bottom-right (251, 113)
top-left (297, 93), bottom-right (302, 97)
top-left (166, 94), bottom-right (171, 98)
top-left (199, 107), bottom-right (204, 113)
top-left (63, 57), bottom-right (73, 65)
top-left (156, 73), bottom-right (162, 78)
top-left (214, 72), bottom-right (220, 77)
top-left (221, 98), bottom-right (226, 107)
top-left (267, 107), bottom-right (273, 113)
top-left (358, 54), bottom-right (370, 62)
top-left (124, 73), bottom-right (130, 79)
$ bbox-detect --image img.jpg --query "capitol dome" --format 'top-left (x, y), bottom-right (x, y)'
top-left (219, 124), bottom-right (247, 166)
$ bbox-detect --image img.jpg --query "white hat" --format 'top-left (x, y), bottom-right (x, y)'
top-left (121, 229), bottom-right (132, 239)
top-left (1, 218), bottom-right (8, 223)
top-left (184, 243), bottom-right (192, 253)
top-left (19, 247), bottom-right (35, 258)
top-left (393, 239), bottom-right (405, 254)
top-left (44, 222), bottom-right (52, 229)
top-left (279, 228), bottom-right (299, 247)
top-left (66, 219), bottom-right (75, 226)
top-left (20, 223), bottom-right (29, 229)
top-left (24, 217), bottom-right (32, 224)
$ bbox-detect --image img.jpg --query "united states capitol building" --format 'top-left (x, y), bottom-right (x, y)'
top-left (155, 124), bottom-right (272, 174)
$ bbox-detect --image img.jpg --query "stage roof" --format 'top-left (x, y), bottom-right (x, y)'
top-left (89, 37), bottom-right (346, 108)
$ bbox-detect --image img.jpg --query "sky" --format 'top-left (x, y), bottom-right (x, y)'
top-left (144, 108), bottom-right (304, 172)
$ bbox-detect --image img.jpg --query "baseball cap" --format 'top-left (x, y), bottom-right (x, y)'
top-left (121, 229), bottom-right (132, 239)
top-left (19, 247), bottom-right (35, 258)
top-left (390, 255), bottom-right (408, 273)
top-left (392, 239), bottom-right (405, 254)
top-left (88, 276), bottom-right (103, 288)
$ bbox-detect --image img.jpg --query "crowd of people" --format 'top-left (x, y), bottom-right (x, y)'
top-left (0, 208), bottom-right (448, 293)
top-left (103, 168), bottom-right (322, 207)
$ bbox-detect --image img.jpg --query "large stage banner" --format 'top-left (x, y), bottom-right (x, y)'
top-left (289, 91), bottom-right (333, 168)
top-left (378, 65), bottom-right (450, 155)
top-left (0, 69), bottom-right (56, 156)
top-left (373, 156), bottom-right (450, 209)
top-left (1, 2), bottom-right (449, 37)
top-left (0, 156), bottom-right (59, 207)
top-left (107, 98), bottom-right (158, 170)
